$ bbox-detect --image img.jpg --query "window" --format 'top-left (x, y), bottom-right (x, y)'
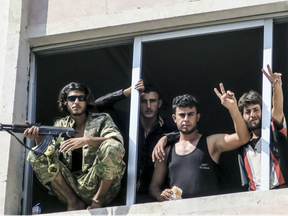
top-left (24, 18), bottom-right (287, 214)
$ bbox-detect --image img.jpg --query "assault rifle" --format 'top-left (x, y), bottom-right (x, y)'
top-left (0, 123), bottom-right (75, 158)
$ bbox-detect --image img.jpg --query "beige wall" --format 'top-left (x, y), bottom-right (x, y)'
top-left (0, 0), bottom-right (30, 214)
top-left (1, 0), bottom-right (288, 214)
top-left (26, 0), bottom-right (288, 47)
top-left (46, 188), bottom-right (288, 215)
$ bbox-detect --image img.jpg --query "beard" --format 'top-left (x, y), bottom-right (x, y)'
top-left (71, 112), bottom-right (86, 116)
top-left (178, 124), bottom-right (197, 135)
top-left (245, 118), bottom-right (262, 131)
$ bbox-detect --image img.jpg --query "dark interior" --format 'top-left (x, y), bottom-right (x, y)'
top-left (31, 23), bottom-right (288, 213)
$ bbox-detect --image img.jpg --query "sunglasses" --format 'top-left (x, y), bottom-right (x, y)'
top-left (67, 95), bottom-right (86, 102)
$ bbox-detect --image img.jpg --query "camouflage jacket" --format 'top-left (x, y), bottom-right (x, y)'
top-left (53, 112), bottom-right (124, 177)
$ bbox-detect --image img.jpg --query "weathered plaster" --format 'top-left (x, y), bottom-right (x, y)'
top-left (0, 0), bottom-right (30, 214)
top-left (43, 189), bottom-right (288, 215)
top-left (26, 0), bottom-right (288, 47)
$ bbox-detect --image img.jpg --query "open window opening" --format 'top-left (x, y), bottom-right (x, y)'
top-left (31, 43), bottom-right (134, 213)
top-left (140, 27), bottom-right (263, 194)
top-left (24, 19), bottom-right (288, 214)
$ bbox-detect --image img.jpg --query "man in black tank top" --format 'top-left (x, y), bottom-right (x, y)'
top-left (149, 84), bottom-right (250, 201)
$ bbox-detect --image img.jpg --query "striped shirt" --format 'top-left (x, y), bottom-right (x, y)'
top-left (239, 117), bottom-right (287, 190)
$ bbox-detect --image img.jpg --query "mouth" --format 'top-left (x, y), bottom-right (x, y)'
top-left (249, 119), bottom-right (259, 124)
top-left (145, 110), bottom-right (153, 114)
top-left (182, 125), bottom-right (190, 128)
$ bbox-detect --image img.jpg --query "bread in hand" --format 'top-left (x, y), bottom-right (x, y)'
top-left (170, 186), bottom-right (182, 200)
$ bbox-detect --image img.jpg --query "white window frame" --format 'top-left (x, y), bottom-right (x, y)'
top-left (127, 18), bottom-right (273, 205)
top-left (24, 19), bottom-right (273, 213)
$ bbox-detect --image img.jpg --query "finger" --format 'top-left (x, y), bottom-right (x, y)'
top-left (274, 72), bottom-right (282, 78)
top-left (25, 120), bottom-right (30, 125)
top-left (214, 88), bottom-right (222, 99)
top-left (155, 149), bottom-right (162, 163)
top-left (261, 68), bottom-right (270, 79)
top-left (23, 128), bottom-right (29, 136)
top-left (226, 90), bottom-right (234, 97)
top-left (220, 83), bottom-right (226, 95)
top-left (267, 64), bottom-right (273, 75)
top-left (152, 150), bottom-right (156, 162)
top-left (160, 145), bottom-right (165, 158)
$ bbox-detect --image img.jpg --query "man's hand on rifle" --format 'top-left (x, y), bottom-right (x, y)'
top-left (23, 121), bottom-right (43, 145)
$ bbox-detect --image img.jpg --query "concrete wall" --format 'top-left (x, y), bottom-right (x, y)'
top-left (48, 188), bottom-right (288, 215)
top-left (26, 0), bottom-right (288, 47)
top-left (1, 0), bottom-right (288, 214)
top-left (0, 0), bottom-right (30, 214)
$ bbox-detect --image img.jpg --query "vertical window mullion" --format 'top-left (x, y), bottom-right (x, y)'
top-left (22, 52), bottom-right (37, 215)
top-left (261, 18), bottom-right (273, 191)
top-left (126, 36), bottom-right (143, 205)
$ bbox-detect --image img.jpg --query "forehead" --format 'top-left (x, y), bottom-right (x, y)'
top-left (67, 90), bottom-right (85, 96)
top-left (176, 106), bottom-right (196, 114)
top-left (243, 103), bottom-right (261, 111)
top-left (140, 91), bottom-right (159, 100)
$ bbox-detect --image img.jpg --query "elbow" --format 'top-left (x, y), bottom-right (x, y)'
top-left (239, 132), bottom-right (250, 145)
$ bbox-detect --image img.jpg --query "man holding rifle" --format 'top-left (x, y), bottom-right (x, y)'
top-left (24, 82), bottom-right (126, 211)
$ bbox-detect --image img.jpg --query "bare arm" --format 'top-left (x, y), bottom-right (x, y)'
top-left (149, 147), bottom-right (172, 201)
top-left (212, 84), bottom-right (250, 158)
top-left (152, 131), bottom-right (180, 162)
top-left (262, 64), bottom-right (284, 125)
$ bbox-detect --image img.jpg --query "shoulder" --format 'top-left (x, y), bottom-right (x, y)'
top-left (206, 133), bottom-right (225, 146)
top-left (53, 115), bottom-right (71, 127)
top-left (88, 112), bottom-right (117, 127)
top-left (89, 112), bottom-right (113, 120)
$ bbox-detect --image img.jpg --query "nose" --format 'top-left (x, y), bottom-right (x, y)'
top-left (250, 110), bottom-right (256, 117)
top-left (74, 98), bottom-right (80, 103)
top-left (184, 114), bottom-right (189, 121)
top-left (147, 101), bottom-right (151, 108)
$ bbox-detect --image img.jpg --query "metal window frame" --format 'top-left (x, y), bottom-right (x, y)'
top-left (24, 19), bottom-right (273, 212)
top-left (126, 18), bottom-right (273, 205)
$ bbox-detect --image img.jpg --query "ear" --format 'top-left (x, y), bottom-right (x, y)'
top-left (172, 114), bottom-right (176, 123)
top-left (158, 99), bottom-right (163, 108)
top-left (197, 113), bottom-right (201, 122)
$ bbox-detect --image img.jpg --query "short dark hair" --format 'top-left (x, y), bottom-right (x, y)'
top-left (144, 84), bottom-right (162, 100)
top-left (238, 90), bottom-right (262, 115)
top-left (58, 82), bottom-right (95, 114)
top-left (172, 94), bottom-right (200, 114)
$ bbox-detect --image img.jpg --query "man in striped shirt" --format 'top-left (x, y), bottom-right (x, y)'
top-left (238, 64), bottom-right (288, 190)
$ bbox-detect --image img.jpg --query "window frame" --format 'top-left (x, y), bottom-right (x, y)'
top-left (23, 18), bottom-right (273, 213)
top-left (127, 18), bottom-right (273, 205)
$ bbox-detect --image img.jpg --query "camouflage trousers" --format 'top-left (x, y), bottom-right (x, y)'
top-left (27, 140), bottom-right (126, 206)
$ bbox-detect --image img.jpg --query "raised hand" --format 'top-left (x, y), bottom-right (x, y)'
top-left (214, 83), bottom-right (237, 110)
top-left (262, 64), bottom-right (282, 87)
top-left (135, 79), bottom-right (145, 93)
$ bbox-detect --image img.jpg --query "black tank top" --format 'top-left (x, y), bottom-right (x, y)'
top-left (168, 135), bottom-right (219, 198)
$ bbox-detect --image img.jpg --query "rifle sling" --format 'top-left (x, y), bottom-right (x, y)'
top-left (5, 129), bottom-right (36, 152)
top-left (4, 129), bottom-right (46, 157)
